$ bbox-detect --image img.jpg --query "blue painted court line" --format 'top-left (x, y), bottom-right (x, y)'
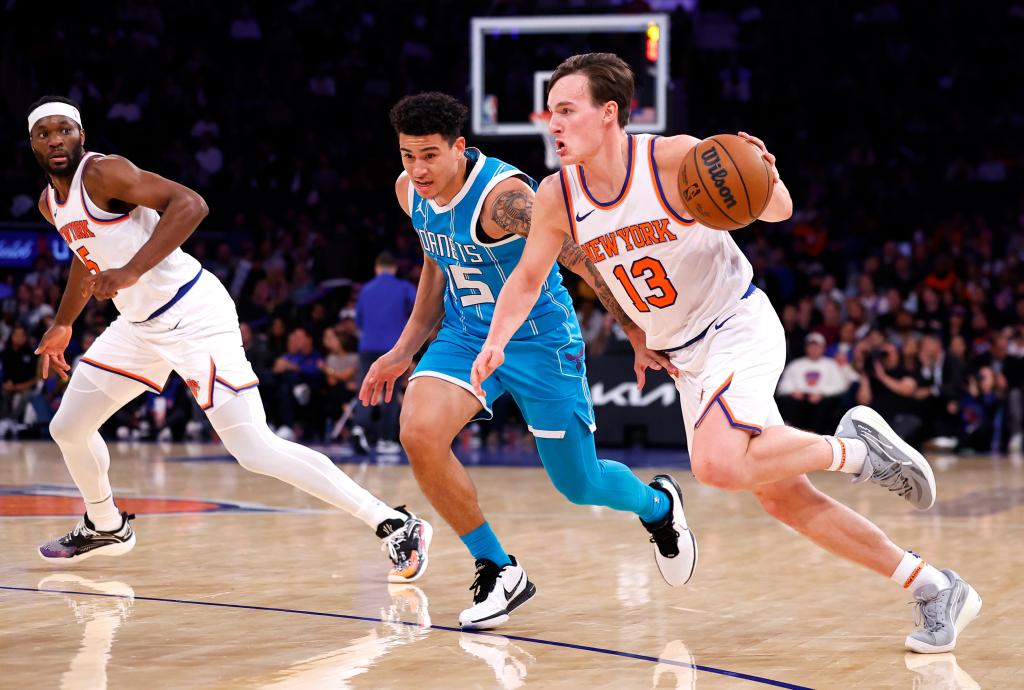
top-left (1, 585), bottom-right (811, 689)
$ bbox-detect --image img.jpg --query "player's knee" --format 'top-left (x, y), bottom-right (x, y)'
top-left (399, 418), bottom-right (435, 460)
top-left (753, 477), bottom-right (819, 524)
top-left (48, 407), bottom-right (89, 447)
top-left (753, 489), bottom-right (795, 523)
top-left (690, 451), bottom-right (747, 491)
top-left (218, 427), bottom-right (272, 475)
top-left (551, 476), bottom-right (593, 505)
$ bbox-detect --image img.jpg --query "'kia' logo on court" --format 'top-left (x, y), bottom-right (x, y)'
top-left (575, 209), bottom-right (595, 223)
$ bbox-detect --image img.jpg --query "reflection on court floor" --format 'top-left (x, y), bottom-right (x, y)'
top-left (0, 441), bottom-right (1011, 688)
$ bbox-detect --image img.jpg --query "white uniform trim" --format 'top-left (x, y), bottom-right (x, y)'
top-left (468, 167), bottom-right (528, 249)
top-left (408, 370), bottom-right (491, 414)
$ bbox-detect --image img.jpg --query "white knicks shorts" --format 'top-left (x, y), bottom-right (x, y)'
top-left (77, 269), bottom-right (258, 411)
top-left (667, 286), bottom-right (786, 454)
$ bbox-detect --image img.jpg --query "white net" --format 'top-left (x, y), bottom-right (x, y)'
top-left (530, 111), bottom-right (559, 171)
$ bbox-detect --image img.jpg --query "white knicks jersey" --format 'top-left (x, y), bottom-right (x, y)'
top-left (46, 152), bottom-right (202, 322)
top-left (559, 134), bottom-right (754, 350)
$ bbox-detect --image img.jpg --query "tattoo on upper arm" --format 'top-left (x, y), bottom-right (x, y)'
top-left (490, 189), bottom-right (533, 237)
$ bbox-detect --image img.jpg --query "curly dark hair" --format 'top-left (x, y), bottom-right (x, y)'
top-left (389, 92), bottom-right (468, 144)
top-left (26, 94), bottom-right (80, 118)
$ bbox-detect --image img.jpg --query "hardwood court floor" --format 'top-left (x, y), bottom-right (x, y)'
top-left (0, 441), bottom-right (1019, 689)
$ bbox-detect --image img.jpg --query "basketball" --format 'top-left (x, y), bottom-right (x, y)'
top-left (677, 134), bottom-right (775, 231)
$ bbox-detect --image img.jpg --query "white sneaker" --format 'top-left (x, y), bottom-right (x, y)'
top-left (375, 440), bottom-right (402, 455)
top-left (640, 475), bottom-right (698, 586)
top-left (459, 556), bottom-right (536, 630)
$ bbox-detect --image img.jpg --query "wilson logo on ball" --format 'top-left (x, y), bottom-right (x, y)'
top-left (700, 147), bottom-right (738, 209)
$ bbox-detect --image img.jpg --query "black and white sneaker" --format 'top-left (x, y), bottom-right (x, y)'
top-left (640, 475), bottom-right (698, 586)
top-left (38, 512), bottom-right (136, 563)
top-left (459, 556), bottom-right (536, 630)
top-left (377, 506), bottom-right (433, 583)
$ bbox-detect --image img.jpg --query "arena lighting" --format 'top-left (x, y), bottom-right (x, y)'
top-left (646, 23), bottom-right (660, 62)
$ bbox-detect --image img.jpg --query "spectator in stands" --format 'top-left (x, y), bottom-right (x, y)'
top-left (777, 333), bottom-right (853, 433)
top-left (1, 325), bottom-right (39, 435)
top-left (270, 326), bottom-right (324, 440)
top-left (914, 334), bottom-right (966, 449)
top-left (351, 252), bottom-right (416, 455)
top-left (960, 366), bottom-right (1006, 452)
top-left (321, 326), bottom-right (360, 439)
top-left (855, 339), bottom-right (923, 445)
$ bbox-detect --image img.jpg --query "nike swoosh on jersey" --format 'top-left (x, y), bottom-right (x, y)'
top-left (714, 314), bottom-right (736, 330)
top-left (575, 209), bottom-right (595, 223)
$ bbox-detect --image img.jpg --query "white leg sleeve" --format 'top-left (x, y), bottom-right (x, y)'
top-left (50, 366), bottom-right (148, 528)
top-left (206, 390), bottom-right (403, 531)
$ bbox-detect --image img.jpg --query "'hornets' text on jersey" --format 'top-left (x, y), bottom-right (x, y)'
top-left (408, 148), bottom-right (574, 339)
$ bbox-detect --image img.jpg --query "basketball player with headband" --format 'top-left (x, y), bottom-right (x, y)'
top-left (471, 53), bottom-right (980, 653)
top-left (26, 95), bottom-right (432, 582)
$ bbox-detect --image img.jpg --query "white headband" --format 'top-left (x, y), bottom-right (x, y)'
top-left (27, 102), bottom-right (83, 132)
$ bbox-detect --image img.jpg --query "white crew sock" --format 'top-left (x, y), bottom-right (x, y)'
top-left (823, 435), bottom-right (867, 474)
top-left (891, 551), bottom-right (951, 597)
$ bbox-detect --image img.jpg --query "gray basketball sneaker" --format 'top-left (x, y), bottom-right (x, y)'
top-left (835, 406), bottom-right (937, 509)
top-left (906, 569), bottom-right (982, 653)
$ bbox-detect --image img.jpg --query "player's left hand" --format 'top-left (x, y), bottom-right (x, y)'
top-left (470, 345), bottom-right (505, 397)
top-left (625, 324), bottom-right (679, 390)
top-left (82, 266), bottom-right (140, 301)
top-left (737, 131), bottom-right (780, 183)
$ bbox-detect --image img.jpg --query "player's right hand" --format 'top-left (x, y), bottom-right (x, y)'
top-left (470, 345), bottom-right (504, 397)
top-left (359, 350), bottom-right (413, 406)
top-left (34, 324), bottom-right (73, 381)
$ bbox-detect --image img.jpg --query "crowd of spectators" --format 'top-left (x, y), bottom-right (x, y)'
top-left (2, 2), bottom-right (1022, 453)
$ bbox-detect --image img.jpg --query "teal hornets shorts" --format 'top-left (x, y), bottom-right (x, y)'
top-left (410, 320), bottom-right (596, 439)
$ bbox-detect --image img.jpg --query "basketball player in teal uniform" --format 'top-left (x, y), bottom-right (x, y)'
top-left (360, 92), bottom-right (697, 630)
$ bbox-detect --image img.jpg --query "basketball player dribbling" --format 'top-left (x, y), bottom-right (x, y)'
top-left (359, 92), bottom-right (696, 630)
top-left (472, 54), bottom-right (980, 653)
top-left (26, 95), bottom-right (430, 581)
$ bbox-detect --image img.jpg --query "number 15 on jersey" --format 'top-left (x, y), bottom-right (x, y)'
top-left (447, 265), bottom-right (495, 307)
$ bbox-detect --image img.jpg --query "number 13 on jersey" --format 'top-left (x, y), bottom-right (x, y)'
top-left (611, 257), bottom-right (678, 312)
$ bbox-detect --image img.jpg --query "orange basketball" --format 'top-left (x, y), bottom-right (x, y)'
top-left (677, 134), bottom-right (775, 231)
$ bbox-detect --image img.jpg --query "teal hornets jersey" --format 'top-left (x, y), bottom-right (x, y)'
top-left (408, 148), bottom-right (576, 340)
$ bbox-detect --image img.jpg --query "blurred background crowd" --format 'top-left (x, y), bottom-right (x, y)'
top-left (2, 1), bottom-right (1022, 454)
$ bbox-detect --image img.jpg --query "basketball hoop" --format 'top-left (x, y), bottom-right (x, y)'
top-left (530, 111), bottom-right (559, 171)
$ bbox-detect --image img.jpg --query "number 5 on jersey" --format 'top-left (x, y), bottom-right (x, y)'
top-left (612, 257), bottom-right (678, 312)
top-left (448, 265), bottom-right (495, 307)
top-left (76, 246), bottom-right (101, 275)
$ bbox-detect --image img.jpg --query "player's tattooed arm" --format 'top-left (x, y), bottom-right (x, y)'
top-left (490, 188), bottom-right (533, 237)
top-left (490, 189), bottom-right (638, 330)
top-left (556, 237), bottom-right (638, 331)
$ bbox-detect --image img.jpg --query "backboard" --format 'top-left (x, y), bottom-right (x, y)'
top-left (470, 14), bottom-right (671, 136)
